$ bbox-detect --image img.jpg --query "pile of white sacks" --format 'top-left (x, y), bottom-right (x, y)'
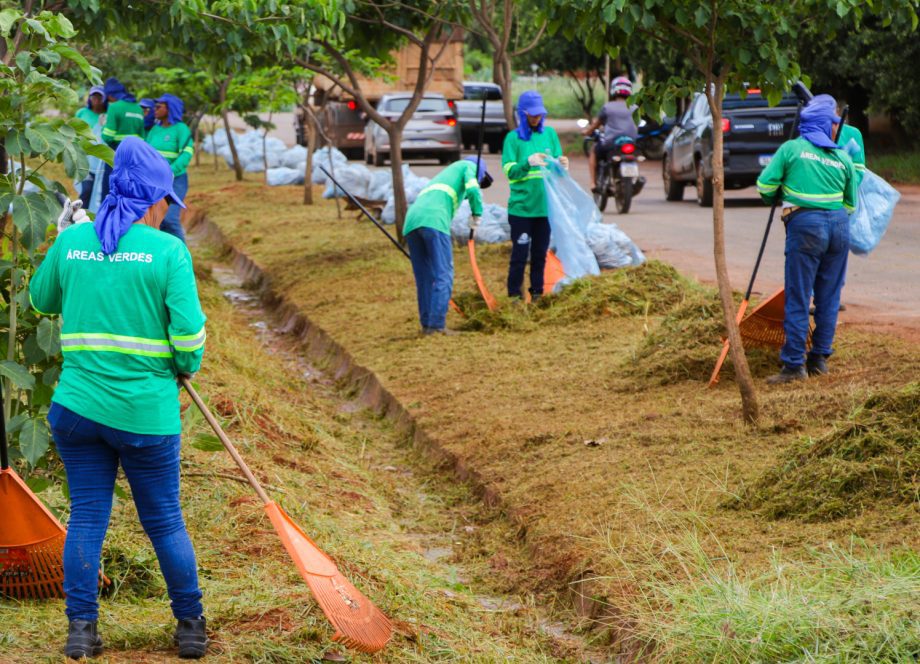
top-left (200, 130), bottom-right (640, 268)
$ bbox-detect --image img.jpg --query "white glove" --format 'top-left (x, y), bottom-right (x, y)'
top-left (527, 152), bottom-right (547, 167)
top-left (559, 156), bottom-right (570, 171)
top-left (470, 216), bottom-right (482, 230)
top-left (56, 199), bottom-right (87, 232)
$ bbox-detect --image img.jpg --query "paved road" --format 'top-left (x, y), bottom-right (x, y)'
top-left (410, 152), bottom-right (920, 333)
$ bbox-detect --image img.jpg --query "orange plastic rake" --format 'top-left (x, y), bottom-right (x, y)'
top-left (0, 382), bottom-right (66, 600)
top-left (181, 378), bottom-right (392, 653)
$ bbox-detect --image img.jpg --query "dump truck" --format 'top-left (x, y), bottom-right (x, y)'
top-left (296, 31), bottom-right (465, 160)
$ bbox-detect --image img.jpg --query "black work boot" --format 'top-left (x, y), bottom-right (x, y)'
top-left (766, 365), bottom-right (807, 385)
top-left (175, 616), bottom-right (208, 659)
top-left (806, 354), bottom-right (829, 376)
top-left (66, 620), bottom-right (103, 660)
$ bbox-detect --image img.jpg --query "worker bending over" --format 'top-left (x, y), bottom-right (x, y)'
top-left (756, 94), bottom-right (857, 384)
top-left (403, 157), bottom-right (493, 334)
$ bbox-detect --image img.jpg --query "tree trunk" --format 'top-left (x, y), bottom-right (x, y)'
top-left (303, 107), bottom-right (315, 205)
top-left (387, 125), bottom-right (408, 241)
top-left (707, 80), bottom-right (760, 424)
top-left (193, 121), bottom-right (201, 167)
top-left (218, 76), bottom-right (243, 181)
top-left (497, 55), bottom-right (516, 128)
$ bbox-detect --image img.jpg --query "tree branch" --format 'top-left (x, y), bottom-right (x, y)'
top-left (510, 20), bottom-right (548, 57)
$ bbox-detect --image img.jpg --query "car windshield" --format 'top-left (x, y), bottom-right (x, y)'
top-left (464, 86), bottom-right (502, 101)
top-left (383, 97), bottom-right (449, 113)
top-left (723, 92), bottom-right (799, 110)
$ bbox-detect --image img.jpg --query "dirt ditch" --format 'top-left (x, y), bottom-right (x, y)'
top-left (192, 225), bottom-right (610, 662)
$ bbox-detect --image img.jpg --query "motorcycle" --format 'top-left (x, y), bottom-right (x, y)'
top-left (585, 130), bottom-right (644, 214)
top-left (636, 116), bottom-right (674, 160)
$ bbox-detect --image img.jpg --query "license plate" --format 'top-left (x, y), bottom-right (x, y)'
top-left (758, 155), bottom-right (772, 166)
top-left (620, 162), bottom-right (639, 177)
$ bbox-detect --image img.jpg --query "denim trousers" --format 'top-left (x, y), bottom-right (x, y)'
top-left (48, 403), bottom-right (203, 622)
top-left (406, 226), bottom-right (454, 330)
top-left (781, 208), bottom-right (849, 368)
top-left (507, 214), bottom-right (551, 297)
top-left (159, 172), bottom-right (188, 242)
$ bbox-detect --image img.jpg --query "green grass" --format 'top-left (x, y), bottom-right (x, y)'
top-left (511, 77), bottom-right (605, 119)
top-left (868, 150), bottom-right (920, 185)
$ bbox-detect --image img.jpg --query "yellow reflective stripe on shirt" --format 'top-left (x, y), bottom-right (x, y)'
top-left (101, 127), bottom-right (116, 137)
top-left (182, 145), bottom-right (195, 155)
top-left (157, 150), bottom-right (180, 159)
top-left (465, 178), bottom-right (480, 190)
top-left (508, 169), bottom-right (544, 184)
top-left (417, 183), bottom-right (459, 212)
top-left (756, 180), bottom-right (779, 193)
top-left (781, 186), bottom-right (844, 201)
top-left (170, 326), bottom-right (206, 352)
top-left (854, 163), bottom-right (866, 171)
top-left (60, 332), bottom-right (173, 358)
top-left (503, 161), bottom-right (517, 175)
top-left (29, 292), bottom-right (52, 316)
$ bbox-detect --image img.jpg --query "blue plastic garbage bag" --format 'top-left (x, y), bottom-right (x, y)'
top-left (540, 159), bottom-right (600, 284)
top-left (848, 169), bottom-right (899, 256)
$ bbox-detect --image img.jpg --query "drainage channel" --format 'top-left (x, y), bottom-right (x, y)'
top-left (210, 262), bottom-right (610, 663)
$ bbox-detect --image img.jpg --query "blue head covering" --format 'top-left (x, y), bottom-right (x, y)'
top-left (463, 155), bottom-right (490, 182)
top-left (139, 98), bottom-right (156, 130)
top-left (94, 137), bottom-right (186, 254)
top-left (155, 93), bottom-right (185, 126)
top-left (86, 85), bottom-right (105, 109)
top-left (798, 94), bottom-right (841, 150)
top-left (103, 77), bottom-right (132, 101)
top-left (516, 90), bottom-right (547, 141)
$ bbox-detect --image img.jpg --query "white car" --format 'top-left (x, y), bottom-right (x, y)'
top-left (365, 93), bottom-right (462, 166)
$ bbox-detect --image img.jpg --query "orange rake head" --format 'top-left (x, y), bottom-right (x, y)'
top-left (543, 251), bottom-right (566, 294)
top-left (0, 467), bottom-right (66, 600)
top-left (738, 288), bottom-right (787, 348)
top-left (264, 502), bottom-right (392, 654)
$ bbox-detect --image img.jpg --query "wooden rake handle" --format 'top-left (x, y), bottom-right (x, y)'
top-left (181, 377), bottom-right (271, 505)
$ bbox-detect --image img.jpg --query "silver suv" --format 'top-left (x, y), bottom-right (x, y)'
top-left (364, 93), bottom-right (461, 166)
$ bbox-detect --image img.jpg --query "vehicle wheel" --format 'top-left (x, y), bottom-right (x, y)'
top-left (615, 176), bottom-right (633, 214)
top-left (594, 167), bottom-right (610, 213)
top-left (663, 154), bottom-right (685, 201)
top-left (695, 158), bottom-right (713, 207)
top-left (374, 150), bottom-right (386, 167)
top-left (641, 137), bottom-right (665, 160)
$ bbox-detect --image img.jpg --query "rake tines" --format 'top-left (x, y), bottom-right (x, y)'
top-left (0, 531), bottom-right (66, 600)
top-left (305, 571), bottom-right (393, 654)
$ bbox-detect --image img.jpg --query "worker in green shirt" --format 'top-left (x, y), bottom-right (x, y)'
top-left (501, 90), bottom-right (568, 299)
top-left (756, 94), bottom-right (858, 384)
top-left (139, 98), bottom-right (156, 132)
top-left (74, 86), bottom-right (106, 209)
top-left (31, 137), bottom-right (209, 660)
top-left (403, 157), bottom-right (492, 334)
top-left (100, 78), bottom-right (145, 201)
top-left (836, 122), bottom-right (866, 186)
top-left (146, 94), bottom-right (194, 241)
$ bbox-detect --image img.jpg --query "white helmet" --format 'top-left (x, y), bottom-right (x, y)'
top-left (610, 76), bottom-right (633, 98)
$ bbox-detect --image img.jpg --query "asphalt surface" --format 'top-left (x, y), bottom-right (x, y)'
top-left (411, 151), bottom-right (920, 334)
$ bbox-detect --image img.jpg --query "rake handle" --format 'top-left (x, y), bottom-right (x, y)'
top-left (181, 377), bottom-right (271, 505)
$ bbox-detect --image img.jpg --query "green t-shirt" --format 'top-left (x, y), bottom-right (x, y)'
top-left (756, 137), bottom-right (857, 212)
top-left (101, 99), bottom-right (146, 148)
top-left (501, 126), bottom-right (562, 218)
top-left (837, 124), bottom-right (866, 186)
top-left (75, 107), bottom-right (101, 129)
top-left (30, 223), bottom-right (207, 435)
top-left (403, 160), bottom-right (483, 236)
top-left (146, 122), bottom-right (195, 177)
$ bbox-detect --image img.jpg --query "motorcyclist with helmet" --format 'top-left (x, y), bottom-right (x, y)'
top-left (582, 76), bottom-right (640, 193)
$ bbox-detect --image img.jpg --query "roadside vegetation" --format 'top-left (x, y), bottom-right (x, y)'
top-left (870, 150), bottom-right (920, 185)
top-left (185, 167), bottom-right (920, 660)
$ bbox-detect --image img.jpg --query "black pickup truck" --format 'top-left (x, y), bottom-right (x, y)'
top-left (662, 90), bottom-right (801, 206)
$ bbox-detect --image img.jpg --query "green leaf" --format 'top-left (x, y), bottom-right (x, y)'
top-left (26, 476), bottom-right (51, 493)
top-left (42, 365), bottom-right (60, 387)
top-left (5, 128), bottom-right (30, 157)
top-left (0, 360), bottom-right (36, 390)
top-left (51, 44), bottom-right (99, 83)
top-left (82, 142), bottom-right (114, 165)
top-left (11, 192), bottom-right (55, 251)
top-left (23, 333), bottom-right (46, 365)
top-left (15, 51), bottom-right (32, 76)
top-left (0, 8), bottom-right (21, 36)
top-left (191, 433), bottom-right (224, 452)
top-left (113, 482), bottom-right (130, 500)
top-left (37, 317), bottom-right (60, 355)
top-left (23, 18), bottom-right (51, 41)
top-left (18, 418), bottom-right (50, 466)
top-left (6, 412), bottom-right (29, 435)
top-left (61, 141), bottom-right (89, 181)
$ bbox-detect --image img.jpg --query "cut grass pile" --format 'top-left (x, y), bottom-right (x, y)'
top-left (185, 165), bottom-right (920, 660)
top-left (738, 382), bottom-right (920, 522)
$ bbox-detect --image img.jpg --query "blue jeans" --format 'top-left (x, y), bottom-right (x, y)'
top-left (406, 227), bottom-right (453, 330)
top-left (48, 403), bottom-right (203, 622)
top-left (160, 172), bottom-right (188, 242)
top-left (507, 214), bottom-right (551, 297)
top-left (781, 208), bottom-right (849, 368)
